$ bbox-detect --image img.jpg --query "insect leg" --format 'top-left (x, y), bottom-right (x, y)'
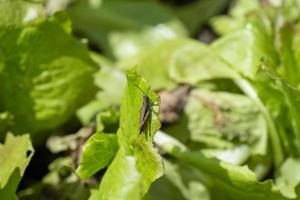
top-left (151, 96), bottom-right (160, 106)
top-left (150, 107), bottom-right (160, 116)
top-left (139, 108), bottom-right (150, 133)
top-left (147, 111), bottom-right (152, 140)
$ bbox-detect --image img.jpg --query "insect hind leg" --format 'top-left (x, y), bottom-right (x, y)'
top-left (146, 111), bottom-right (152, 140)
top-left (149, 106), bottom-right (159, 117)
top-left (151, 95), bottom-right (160, 106)
top-left (150, 97), bottom-right (160, 116)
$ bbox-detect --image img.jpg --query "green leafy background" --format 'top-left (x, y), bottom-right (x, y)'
top-left (2, 0), bottom-right (300, 200)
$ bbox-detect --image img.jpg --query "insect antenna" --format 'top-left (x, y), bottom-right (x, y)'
top-left (134, 83), bottom-right (151, 96)
top-left (145, 86), bottom-right (151, 95)
top-left (134, 83), bottom-right (160, 116)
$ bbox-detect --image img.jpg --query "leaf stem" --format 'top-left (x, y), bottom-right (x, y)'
top-left (234, 78), bottom-right (283, 167)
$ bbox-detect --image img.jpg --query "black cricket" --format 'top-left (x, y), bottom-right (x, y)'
top-left (139, 87), bottom-right (151, 133)
top-left (135, 85), bottom-right (159, 136)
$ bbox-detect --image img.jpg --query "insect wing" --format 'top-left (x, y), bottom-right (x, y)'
top-left (139, 96), bottom-right (151, 133)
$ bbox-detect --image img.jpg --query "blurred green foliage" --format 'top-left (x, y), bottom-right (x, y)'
top-left (2, 0), bottom-right (300, 199)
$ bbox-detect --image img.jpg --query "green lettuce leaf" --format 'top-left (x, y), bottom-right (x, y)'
top-left (120, 38), bottom-right (197, 90)
top-left (276, 158), bottom-right (300, 198)
top-left (211, 0), bottom-right (300, 36)
top-left (121, 38), bottom-right (237, 91)
top-left (67, 1), bottom-right (187, 60)
top-left (0, 12), bottom-right (97, 135)
top-left (211, 16), bottom-right (285, 167)
top-left (0, 0), bottom-right (45, 27)
top-left (89, 70), bottom-right (163, 199)
top-left (76, 133), bottom-right (118, 179)
top-left (77, 53), bottom-right (125, 125)
top-left (212, 17), bottom-right (278, 79)
top-left (94, 56), bottom-right (126, 105)
top-left (154, 131), bottom-right (297, 200)
top-left (186, 89), bottom-right (267, 155)
top-left (95, 106), bottom-right (120, 133)
top-left (168, 42), bottom-right (239, 84)
top-left (255, 63), bottom-right (300, 156)
top-left (89, 149), bottom-right (142, 200)
top-left (150, 159), bottom-right (210, 200)
top-left (0, 133), bottom-right (34, 200)
top-left (210, 0), bottom-right (260, 35)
